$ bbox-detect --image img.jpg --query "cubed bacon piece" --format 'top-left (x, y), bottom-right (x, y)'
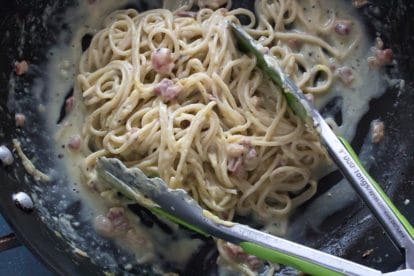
top-left (151, 48), bottom-right (174, 74)
top-left (375, 48), bottom-right (393, 65)
top-left (106, 207), bottom-right (129, 232)
top-left (15, 113), bottom-right (26, 127)
top-left (368, 48), bottom-right (394, 67)
top-left (94, 207), bottom-right (130, 237)
top-left (334, 20), bottom-right (352, 35)
top-left (222, 242), bottom-right (263, 269)
top-left (67, 135), bottom-right (81, 151)
top-left (154, 78), bottom-right (183, 101)
top-left (227, 142), bottom-right (257, 178)
top-left (65, 96), bottom-right (75, 113)
top-left (223, 242), bottom-right (244, 260)
top-left (328, 58), bottom-right (338, 71)
top-left (336, 66), bottom-right (354, 85)
top-left (14, 60), bottom-right (29, 75)
top-left (286, 38), bottom-right (299, 49)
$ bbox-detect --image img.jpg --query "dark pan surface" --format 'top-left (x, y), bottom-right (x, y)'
top-left (1, 0), bottom-right (414, 275)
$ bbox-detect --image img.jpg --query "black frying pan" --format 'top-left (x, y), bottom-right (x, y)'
top-left (1, 0), bottom-right (414, 275)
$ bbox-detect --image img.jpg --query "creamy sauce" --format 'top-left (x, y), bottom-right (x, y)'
top-left (304, 2), bottom-right (386, 141)
top-left (17, 0), bottom-right (389, 274)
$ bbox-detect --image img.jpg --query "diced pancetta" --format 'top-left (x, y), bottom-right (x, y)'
top-left (334, 20), bottom-right (352, 35)
top-left (15, 113), bottom-right (26, 127)
top-left (67, 135), bottom-right (81, 151)
top-left (154, 78), bottom-right (183, 101)
top-left (151, 48), bottom-right (174, 74)
top-left (336, 66), bottom-right (354, 85)
top-left (14, 61), bottom-right (29, 75)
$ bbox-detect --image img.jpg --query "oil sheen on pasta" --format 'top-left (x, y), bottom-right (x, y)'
top-left (47, 0), bottom-right (385, 274)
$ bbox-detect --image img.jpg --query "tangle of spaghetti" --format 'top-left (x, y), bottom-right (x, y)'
top-left (76, 0), bottom-right (360, 273)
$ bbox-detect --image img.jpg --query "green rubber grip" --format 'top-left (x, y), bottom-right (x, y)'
top-left (240, 242), bottom-right (343, 276)
top-left (230, 23), bottom-right (308, 120)
top-left (338, 136), bottom-right (414, 239)
top-left (150, 207), bottom-right (209, 237)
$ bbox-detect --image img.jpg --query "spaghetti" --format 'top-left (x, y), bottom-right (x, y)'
top-left (76, 0), bottom-right (361, 273)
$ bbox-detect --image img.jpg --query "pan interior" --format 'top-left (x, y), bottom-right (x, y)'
top-left (0, 0), bottom-right (413, 274)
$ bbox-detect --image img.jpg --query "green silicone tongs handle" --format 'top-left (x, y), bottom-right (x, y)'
top-left (151, 204), bottom-right (375, 275)
top-left (229, 22), bottom-right (414, 269)
top-left (230, 223), bottom-right (382, 276)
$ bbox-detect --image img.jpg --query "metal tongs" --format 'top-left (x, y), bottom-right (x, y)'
top-left (228, 22), bottom-right (414, 269)
top-left (97, 157), bottom-right (412, 276)
top-left (94, 23), bottom-right (414, 276)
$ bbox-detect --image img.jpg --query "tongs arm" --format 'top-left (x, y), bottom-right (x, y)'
top-left (230, 22), bottom-right (414, 269)
top-left (96, 158), bottom-right (381, 276)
